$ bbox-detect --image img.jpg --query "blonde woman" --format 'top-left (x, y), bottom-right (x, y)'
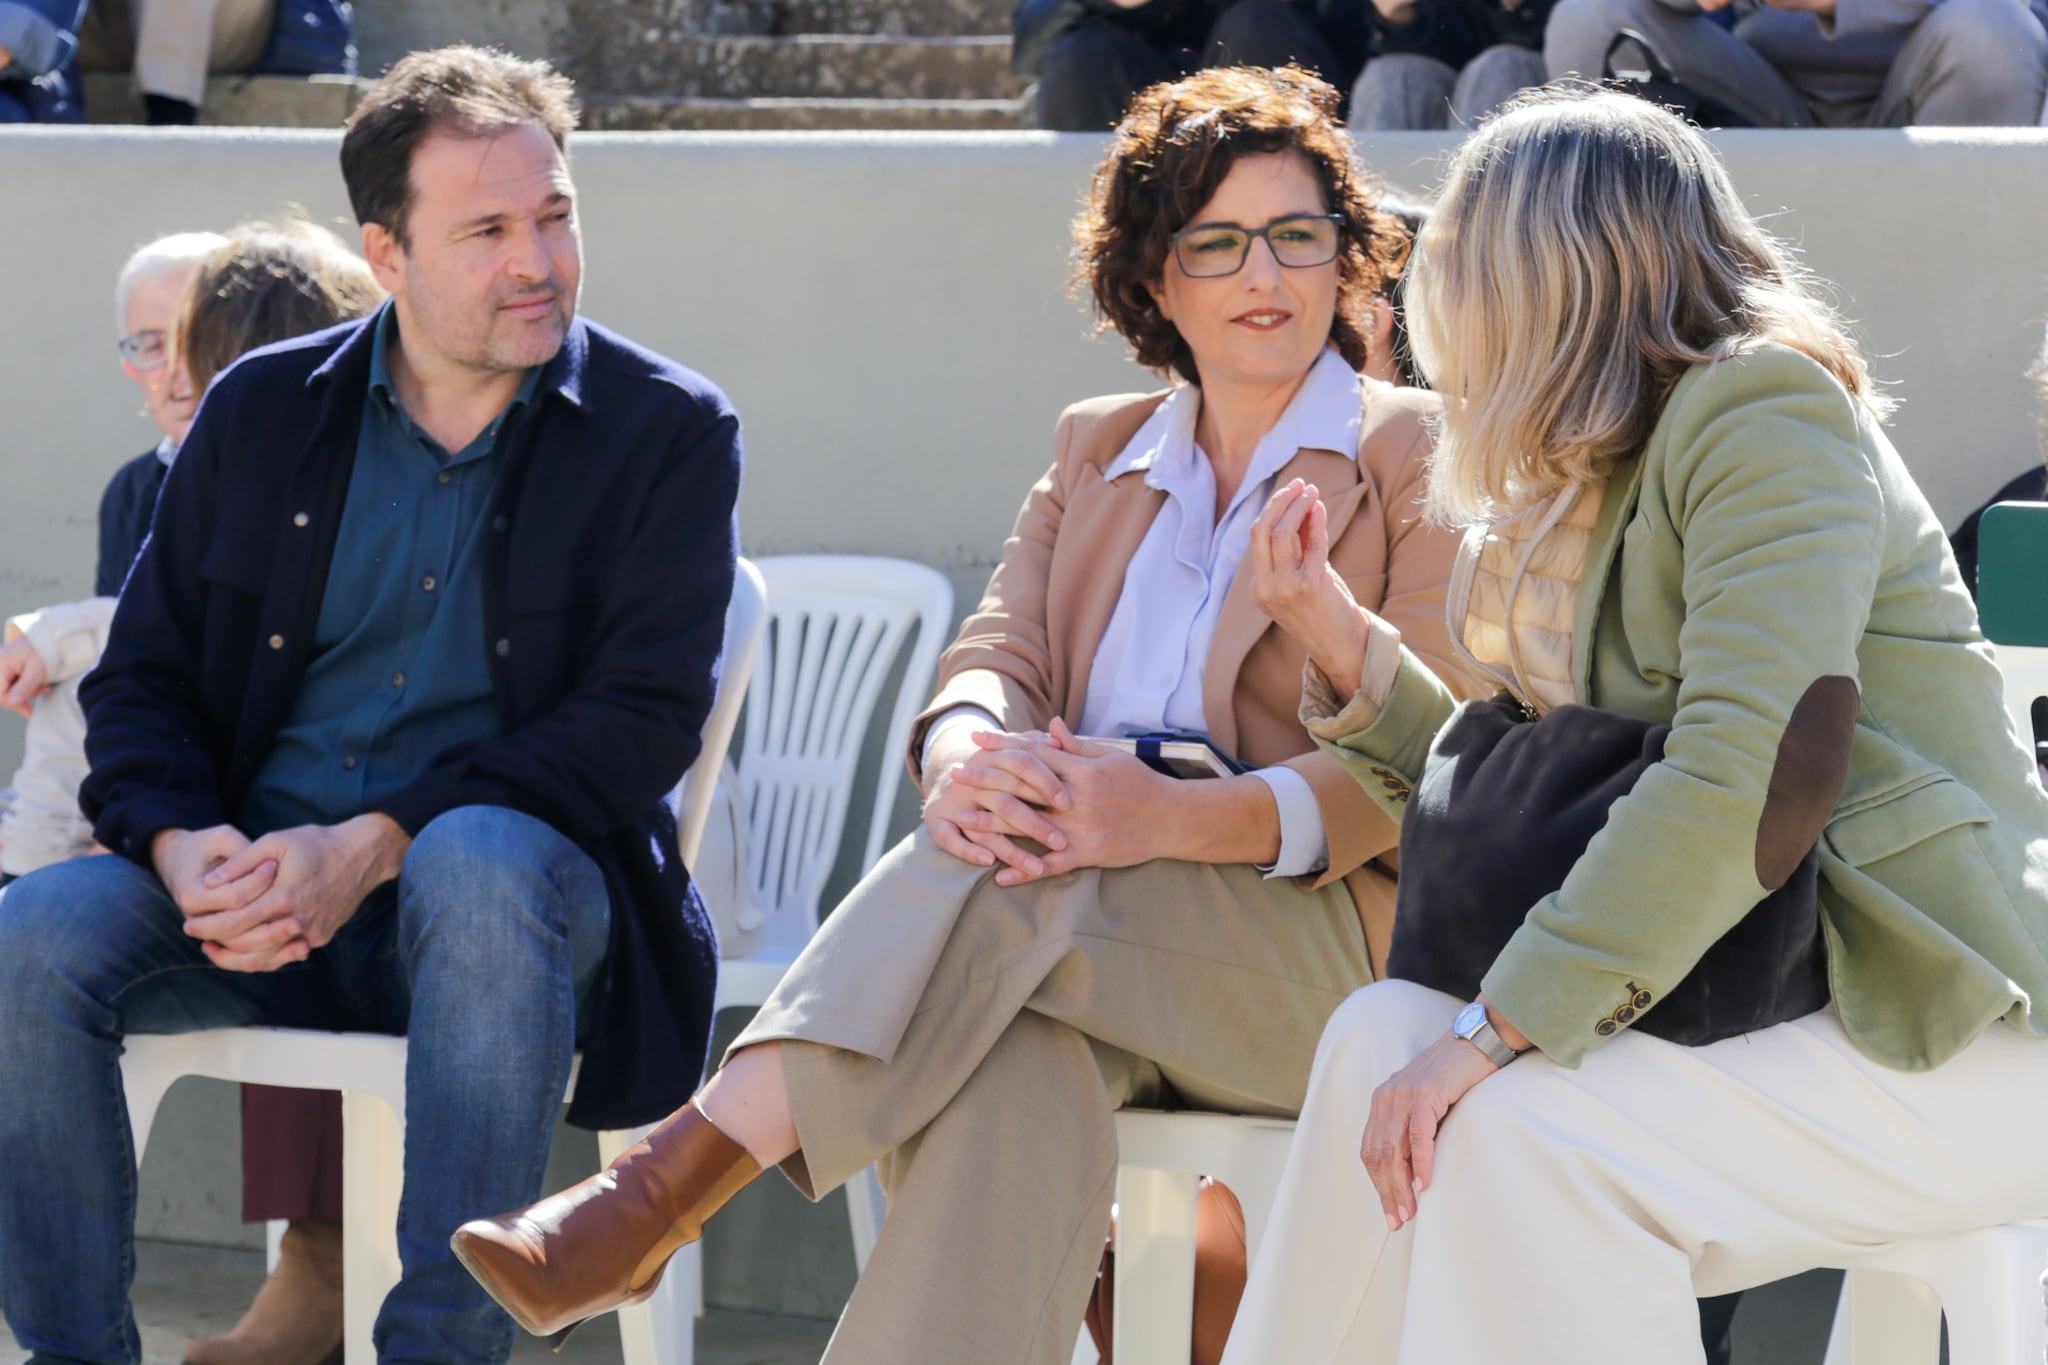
top-left (1229, 86), bottom-right (2048, 1363)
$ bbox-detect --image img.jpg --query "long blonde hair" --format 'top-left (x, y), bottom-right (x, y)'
top-left (1408, 86), bottom-right (1889, 525)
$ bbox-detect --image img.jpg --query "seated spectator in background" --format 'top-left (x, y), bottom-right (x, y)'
top-left (0, 0), bottom-right (85, 120)
top-left (0, 229), bottom-right (225, 882)
top-left (77, 0), bottom-right (276, 124)
top-left (1546, 0), bottom-right (2048, 127)
top-left (1015, 0), bottom-right (1366, 129)
top-left (1348, 0), bottom-right (1547, 129)
top-left (165, 218), bottom-right (382, 1365)
top-left (0, 44), bottom-right (739, 1364)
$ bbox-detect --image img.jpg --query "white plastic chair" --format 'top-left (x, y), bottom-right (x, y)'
top-left (1816, 640), bottom-right (2048, 1365)
top-left (710, 554), bottom-right (954, 1269)
top-left (1103, 1111), bottom-right (1299, 1365)
top-left (121, 557), bottom-right (767, 1365)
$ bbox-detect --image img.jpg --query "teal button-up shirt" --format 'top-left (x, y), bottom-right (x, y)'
top-left (239, 304), bottom-right (540, 834)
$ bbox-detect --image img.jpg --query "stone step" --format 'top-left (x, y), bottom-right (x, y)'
top-left (81, 71), bottom-right (368, 127)
top-left (568, 33), bottom-right (1026, 101)
top-left (580, 93), bottom-right (1032, 129)
top-left (772, 0), bottom-right (1011, 38)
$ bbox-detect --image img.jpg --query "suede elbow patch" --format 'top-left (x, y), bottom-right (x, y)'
top-left (1755, 675), bottom-right (1859, 889)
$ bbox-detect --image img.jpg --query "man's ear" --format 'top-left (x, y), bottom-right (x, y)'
top-left (361, 222), bottom-right (405, 297)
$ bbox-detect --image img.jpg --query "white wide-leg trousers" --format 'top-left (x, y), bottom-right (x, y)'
top-left (1222, 979), bottom-right (2048, 1365)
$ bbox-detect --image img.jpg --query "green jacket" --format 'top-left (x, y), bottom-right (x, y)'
top-left (1316, 344), bottom-right (2048, 1069)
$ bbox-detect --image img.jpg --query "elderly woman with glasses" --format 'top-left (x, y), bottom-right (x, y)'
top-left (453, 64), bottom-right (1483, 1362)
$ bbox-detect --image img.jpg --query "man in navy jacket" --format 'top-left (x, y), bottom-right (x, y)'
top-left (0, 46), bottom-right (739, 1362)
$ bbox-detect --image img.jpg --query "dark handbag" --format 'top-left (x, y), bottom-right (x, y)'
top-left (1388, 693), bottom-right (1829, 1046)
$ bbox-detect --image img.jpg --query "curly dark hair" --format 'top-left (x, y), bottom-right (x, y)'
top-left (1072, 66), bottom-right (1403, 386)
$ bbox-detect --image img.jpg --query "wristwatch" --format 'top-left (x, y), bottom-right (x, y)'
top-left (1453, 999), bottom-right (1528, 1068)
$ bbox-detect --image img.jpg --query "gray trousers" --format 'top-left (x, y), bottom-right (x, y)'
top-left (1350, 44), bottom-right (1549, 129)
top-left (731, 831), bottom-right (1377, 1365)
top-left (1546, 0), bottom-right (2048, 126)
top-left (78, 0), bottom-right (274, 106)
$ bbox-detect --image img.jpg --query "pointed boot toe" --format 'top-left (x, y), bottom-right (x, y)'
top-left (452, 1102), bottom-right (762, 1337)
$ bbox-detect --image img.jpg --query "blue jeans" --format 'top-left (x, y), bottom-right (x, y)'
top-left (0, 806), bottom-right (611, 1365)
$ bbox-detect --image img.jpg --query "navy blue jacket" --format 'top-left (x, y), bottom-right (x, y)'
top-left (80, 315), bottom-right (742, 1131)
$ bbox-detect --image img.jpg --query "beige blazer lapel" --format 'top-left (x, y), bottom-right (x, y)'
top-left (1050, 463), bottom-right (1168, 726)
top-left (1201, 444), bottom-right (1365, 755)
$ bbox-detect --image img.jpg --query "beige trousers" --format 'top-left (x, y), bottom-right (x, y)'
top-left (78, 0), bottom-right (274, 106)
top-left (731, 831), bottom-right (1377, 1365)
top-left (1221, 979), bottom-right (2048, 1365)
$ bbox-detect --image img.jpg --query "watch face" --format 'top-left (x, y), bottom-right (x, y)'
top-left (1454, 1000), bottom-right (1488, 1038)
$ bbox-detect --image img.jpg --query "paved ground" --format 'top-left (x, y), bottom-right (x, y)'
top-left (1, 1239), bottom-right (835, 1365)
top-left (1, 1238), bottom-right (1852, 1365)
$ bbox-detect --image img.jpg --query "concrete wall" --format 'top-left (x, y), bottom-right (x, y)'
top-left (3, 124), bottom-right (2047, 1326)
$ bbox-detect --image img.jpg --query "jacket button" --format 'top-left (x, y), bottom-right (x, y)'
top-left (1595, 1019), bottom-right (1618, 1037)
top-left (420, 574), bottom-right (437, 592)
top-left (1369, 766), bottom-right (1393, 779)
top-left (292, 512), bottom-right (310, 528)
top-left (1615, 1006), bottom-right (1636, 1024)
top-left (495, 638), bottom-right (511, 658)
top-left (436, 470), bottom-right (453, 485)
top-left (341, 755), bottom-right (357, 771)
top-left (1632, 990), bottom-right (1653, 1009)
top-left (268, 634), bottom-right (285, 650)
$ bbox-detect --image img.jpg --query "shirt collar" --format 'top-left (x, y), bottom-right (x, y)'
top-left (1103, 347), bottom-right (1362, 485)
top-left (154, 435), bottom-right (178, 468)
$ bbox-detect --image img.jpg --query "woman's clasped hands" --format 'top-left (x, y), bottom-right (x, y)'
top-left (921, 718), bottom-right (1183, 887)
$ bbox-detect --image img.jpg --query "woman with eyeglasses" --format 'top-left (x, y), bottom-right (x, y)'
top-left (452, 64), bottom-right (1483, 1362)
top-left (1225, 86), bottom-right (2048, 1364)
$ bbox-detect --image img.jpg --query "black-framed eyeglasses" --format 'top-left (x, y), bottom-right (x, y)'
top-left (1171, 214), bottom-right (1344, 279)
top-left (117, 329), bottom-right (169, 372)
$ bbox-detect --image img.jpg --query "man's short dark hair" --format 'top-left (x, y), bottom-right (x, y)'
top-left (341, 45), bottom-right (579, 248)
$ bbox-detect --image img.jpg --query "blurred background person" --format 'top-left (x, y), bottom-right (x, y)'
top-left (77, 0), bottom-right (276, 124)
top-left (1348, 0), bottom-right (1548, 129)
top-left (1014, 0), bottom-right (1367, 129)
top-left (1547, 0), bottom-right (2048, 128)
top-left (0, 0), bottom-right (85, 120)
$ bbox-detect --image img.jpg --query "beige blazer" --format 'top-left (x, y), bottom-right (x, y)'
top-left (906, 378), bottom-right (1479, 973)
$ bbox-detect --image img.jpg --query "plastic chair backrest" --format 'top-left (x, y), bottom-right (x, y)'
top-left (1977, 502), bottom-right (2048, 648)
top-left (675, 557), bottom-right (768, 867)
top-left (738, 556), bottom-right (954, 936)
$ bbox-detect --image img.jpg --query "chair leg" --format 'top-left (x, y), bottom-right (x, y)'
top-left (1925, 1227), bottom-right (2048, 1365)
top-left (341, 1089), bottom-right (404, 1365)
top-left (121, 1060), bottom-right (177, 1166)
top-left (1822, 1268), bottom-right (1943, 1365)
top-left (845, 1163), bottom-right (887, 1272)
top-left (1112, 1166), bottom-right (1200, 1365)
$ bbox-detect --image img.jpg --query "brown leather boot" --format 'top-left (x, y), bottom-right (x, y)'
top-left (450, 1102), bottom-right (761, 1340)
top-left (183, 1219), bottom-right (344, 1365)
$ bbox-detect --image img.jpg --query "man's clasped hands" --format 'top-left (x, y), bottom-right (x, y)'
top-left (151, 815), bottom-right (413, 972)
